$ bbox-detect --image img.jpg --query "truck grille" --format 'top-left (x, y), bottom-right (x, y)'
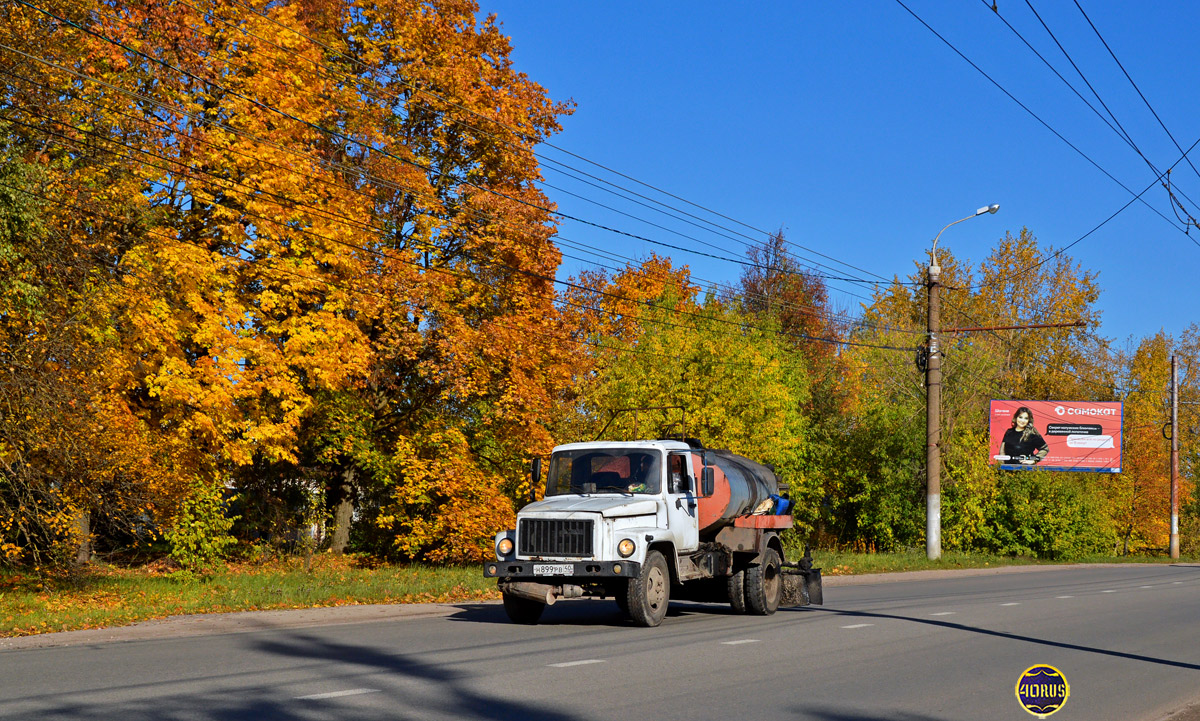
top-left (519, 519), bottom-right (593, 557)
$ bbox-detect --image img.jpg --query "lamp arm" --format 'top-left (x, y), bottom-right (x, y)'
top-left (930, 212), bottom-right (983, 267)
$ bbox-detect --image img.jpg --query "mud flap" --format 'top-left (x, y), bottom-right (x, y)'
top-left (804, 567), bottom-right (823, 605)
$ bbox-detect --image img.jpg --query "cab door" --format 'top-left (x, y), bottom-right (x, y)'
top-left (665, 452), bottom-right (699, 552)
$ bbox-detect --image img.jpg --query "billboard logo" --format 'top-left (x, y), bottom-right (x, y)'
top-left (1015, 664), bottom-right (1069, 718)
top-left (1055, 405), bottom-right (1066, 416)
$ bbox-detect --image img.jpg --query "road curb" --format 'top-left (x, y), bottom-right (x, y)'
top-left (0, 602), bottom-right (458, 651)
top-left (822, 561), bottom-right (1200, 586)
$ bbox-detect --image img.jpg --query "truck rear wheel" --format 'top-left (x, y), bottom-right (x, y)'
top-left (502, 592), bottom-right (545, 624)
top-left (727, 566), bottom-right (747, 614)
top-left (625, 550), bottom-right (669, 627)
top-left (745, 547), bottom-right (783, 615)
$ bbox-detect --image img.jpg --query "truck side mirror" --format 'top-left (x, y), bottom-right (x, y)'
top-left (701, 466), bottom-right (714, 497)
top-left (530, 457), bottom-right (542, 502)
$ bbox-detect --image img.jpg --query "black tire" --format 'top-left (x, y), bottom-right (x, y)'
top-left (502, 592), bottom-right (545, 624)
top-left (726, 565), bottom-right (748, 614)
top-left (745, 547), bottom-right (783, 615)
top-left (614, 586), bottom-right (630, 615)
top-left (625, 550), bottom-right (670, 627)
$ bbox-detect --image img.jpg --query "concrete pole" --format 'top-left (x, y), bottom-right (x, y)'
top-left (926, 262), bottom-right (942, 561)
top-left (1170, 354), bottom-right (1180, 559)
top-left (923, 205), bottom-right (996, 562)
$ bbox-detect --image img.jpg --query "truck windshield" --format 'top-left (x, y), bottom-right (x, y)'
top-left (546, 449), bottom-right (662, 496)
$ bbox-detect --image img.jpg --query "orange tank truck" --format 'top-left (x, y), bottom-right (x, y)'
top-left (484, 437), bottom-right (823, 627)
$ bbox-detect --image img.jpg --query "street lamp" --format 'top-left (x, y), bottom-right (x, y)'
top-left (930, 204), bottom-right (999, 271)
top-left (925, 203), bottom-right (999, 561)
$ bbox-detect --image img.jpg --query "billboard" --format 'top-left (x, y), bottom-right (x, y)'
top-left (988, 400), bottom-right (1122, 473)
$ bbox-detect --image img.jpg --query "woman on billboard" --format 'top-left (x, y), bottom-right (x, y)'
top-left (1001, 406), bottom-right (1049, 464)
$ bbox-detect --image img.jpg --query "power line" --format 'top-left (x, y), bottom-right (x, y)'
top-left (98, 0), bottom-right (896, 297)
top-left (0, 105), bottom-right (915, 356)
top-left (0, 175), bottom-right (830, 373)
top-left (896, 0), bottom-right (1192, 241)
top-left (965, 135), bottom-right (1200, 291)
top-left (1016, 0), bottom-right (1200, 221)
top-left (219, 0), bottom-right (900, 287)
top-left (19, 0), bottom-right (898, 307)
top-left (1072, 0), bottom-right (1200, 188)
top-left (0, 13), bottom-right (907, 333)
top-left (984, 0), bottom-right (1200, 222)
top-left (0, 53), bottom-right (899, 338)
top-left (939, 294), bottom-right (1129, 396)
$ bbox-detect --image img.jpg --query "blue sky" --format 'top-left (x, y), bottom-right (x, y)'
top-left (478, 1), bottom-right (1198, 348)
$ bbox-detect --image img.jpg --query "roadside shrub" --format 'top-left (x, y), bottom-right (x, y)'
top-left (166, 480), bottom-right (237, 572)
top-left (980, 470), bottom-right (1115, 560)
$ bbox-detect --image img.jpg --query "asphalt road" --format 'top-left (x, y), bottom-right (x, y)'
top-left (1, 564), bottom-right (1199, 721)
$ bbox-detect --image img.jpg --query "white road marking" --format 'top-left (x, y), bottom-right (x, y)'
top-left (296, 689), bottom-right (380, 701)
top-left (1174, 581), bottom-right (1184, 585)
top-left (930, 612), bottom-right (956, 616)
top-left (1140, 585), bottom-right (1153, 589)
top-left (841, 623), bottom-right (874, 629)
top-left (1102, 589), bottom-right (1116, 593)
top-left (549, 659), bottom-right (606, 668)
top-left (1001, 602), bottom-right (1021, 606)
top-left (1056, 595), bottom-right (1074, 599)
top-left (721, 639), bottom-right (760, 645)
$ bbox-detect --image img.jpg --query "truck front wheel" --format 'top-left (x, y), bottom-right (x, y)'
top-left (502, 592), bottom-right (545, 624)
top-left (745, 547), bottom-right (783, 615)
top-left (625, 550), bottom-right (669, 627)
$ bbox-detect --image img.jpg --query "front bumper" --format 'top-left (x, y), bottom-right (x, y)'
top-left (484, 560), bottom-right (641, 579)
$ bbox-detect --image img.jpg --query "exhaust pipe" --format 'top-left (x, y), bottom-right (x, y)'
top-left (501, 581), bottom-right (585, 606)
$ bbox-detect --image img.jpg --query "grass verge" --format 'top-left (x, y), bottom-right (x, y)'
top-left (803, 548), bottom-right (1196, 576)
top-left (0, 555), bottom-right (499, 638)
top-left (808, 549), bottom-right (1045, 577)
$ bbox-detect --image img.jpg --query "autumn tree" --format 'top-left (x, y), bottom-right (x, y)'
top-left (557, 256), bottom-right (819, 533)
top-left (0, 0), bottom-right (575, 564)
top-left (738, 230), bottom-right (836, 366)
top-left (0, 160), bottom-right (185, 566)
top-left (1104, 333), bottom-right (1172, 553)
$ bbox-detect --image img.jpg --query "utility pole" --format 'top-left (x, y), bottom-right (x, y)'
top-left (926, 261), bottom-right (942, 561)
top-left (1170, 354), bottom-right (1180, 559)
top-left (925, 204), bottom-right (999, 561)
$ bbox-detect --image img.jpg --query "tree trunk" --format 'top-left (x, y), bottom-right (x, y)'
top-left (74, 509), bottom-right (91, 566)
top-left (329, 467), bottom-right (357, 555)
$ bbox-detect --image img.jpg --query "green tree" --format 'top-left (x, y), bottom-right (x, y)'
top-left (561, 258), bottom-right (817, 532)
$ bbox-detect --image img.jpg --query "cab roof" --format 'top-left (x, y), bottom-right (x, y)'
top-left (552, 439), bottom-right (693, 453)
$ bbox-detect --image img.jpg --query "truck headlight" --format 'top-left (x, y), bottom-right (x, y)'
top-left (617, 538), bottom-right (636, 558)
top-left (497, 538), bottom-right (514, 557)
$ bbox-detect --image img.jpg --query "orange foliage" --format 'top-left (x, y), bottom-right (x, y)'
top-left (0, 0), bottom-right (575, 563)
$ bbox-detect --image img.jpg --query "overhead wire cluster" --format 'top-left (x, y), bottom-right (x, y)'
top-left (9, 0), bottom-right (1195, 374)
top-left (204, 0), bottom-right (910, 320)
top-left (892, 0), bottom-right (1200, 398)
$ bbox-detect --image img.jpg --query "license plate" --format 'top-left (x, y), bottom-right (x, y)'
top-left (534, 563), bottom-right (574, 576)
